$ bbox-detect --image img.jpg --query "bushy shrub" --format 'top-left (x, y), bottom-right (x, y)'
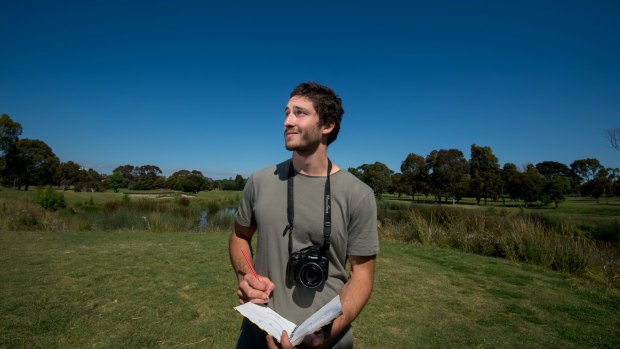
top-left (379, 205), bottom-right (599, 276)
top-left (589, 220), bottom-right (620, 242)
top-left (177, 196), bottom-right (191, 207)
top-left (0, 197), bottom-right (65, 231)
top-left (35, 187), bottom-right (66, 211)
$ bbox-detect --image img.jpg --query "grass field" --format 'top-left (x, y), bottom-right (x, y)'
top-left (1, 231), bottom-right (619, 348)
top-left (382, 193), bottom-right (620, 219)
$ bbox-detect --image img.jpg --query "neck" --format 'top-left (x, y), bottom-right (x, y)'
top-left (291, 150), bottom-right (339, 176)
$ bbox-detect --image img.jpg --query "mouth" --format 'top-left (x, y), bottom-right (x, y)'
top-left (285, 129), bottom-right (299, 138)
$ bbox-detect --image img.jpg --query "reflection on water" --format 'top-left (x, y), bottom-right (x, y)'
top-left (197, 208), bottom-right (236, 229)
top-left (199, 211), bottom-right (208, 227)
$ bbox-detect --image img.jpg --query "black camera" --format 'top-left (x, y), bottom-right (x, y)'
top-left (287, 245), bottom-right (329, 289)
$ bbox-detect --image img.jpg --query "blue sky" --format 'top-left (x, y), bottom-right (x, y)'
top-left (1, 0), bottom-right (618, 179)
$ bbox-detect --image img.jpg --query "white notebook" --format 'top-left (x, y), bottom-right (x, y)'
top-left (234, 295), bottom-right (342, 346)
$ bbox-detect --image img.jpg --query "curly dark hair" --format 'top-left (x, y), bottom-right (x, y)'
top-left (289, 81), bottom-right (344, 145)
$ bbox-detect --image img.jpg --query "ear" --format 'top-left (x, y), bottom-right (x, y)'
top-left (321, 120), bottom-right (336, 135)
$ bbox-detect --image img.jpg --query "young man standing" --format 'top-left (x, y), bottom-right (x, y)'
top-left (229, 81), bottom-right (379, 348)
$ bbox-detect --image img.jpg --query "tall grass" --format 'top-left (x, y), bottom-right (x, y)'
top-left (379, 204), bottom-right (619, 289)
top-left (0, 195), bottom-right (237, 233)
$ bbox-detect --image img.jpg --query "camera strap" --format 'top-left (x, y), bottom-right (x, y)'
top-left (285, 158), bottom-right (332, 256)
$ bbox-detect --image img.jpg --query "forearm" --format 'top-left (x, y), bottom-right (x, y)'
top-left (229, 223), bottom-right (274, 304)
top-left (331, 256), bottom-right (376, 340)
top-left (229, 232), bottom-right (251, 282)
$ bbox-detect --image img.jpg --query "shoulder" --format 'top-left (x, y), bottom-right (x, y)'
top-left (333, 170), bottom-right (374, 197)
top-left (248, 160), bottom-right (290, 184)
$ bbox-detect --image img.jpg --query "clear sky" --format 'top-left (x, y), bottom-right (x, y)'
top-left (1, 0), bottom-right (619, 179)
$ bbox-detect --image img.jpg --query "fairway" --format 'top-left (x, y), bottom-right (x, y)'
top-left (1, 231), bottom-right (619, 348)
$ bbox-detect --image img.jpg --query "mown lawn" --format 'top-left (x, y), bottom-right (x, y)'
top-left (1, 231), bottom-right (619, 348)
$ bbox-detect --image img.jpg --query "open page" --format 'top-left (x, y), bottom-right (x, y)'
top-left (290, 295), bottom-right (342, 345)
top-left (234, 295), bottom-right (342, 346)
top-left (234, 302), bottom-right (297, 340)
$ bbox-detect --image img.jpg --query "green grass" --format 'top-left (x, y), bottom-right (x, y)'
top-left (361, 242), bottom-right (620, 348)
top-left (2, 231), bottom-right (619, 348)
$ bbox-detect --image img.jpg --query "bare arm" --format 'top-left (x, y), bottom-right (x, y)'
top-left (329, 255), bottom-right (376, 342)
top-left (229, 222), bottom-right (274, 304)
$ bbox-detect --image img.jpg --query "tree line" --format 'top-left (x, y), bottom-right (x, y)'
top-left (2, 114), bottom-right (619, 204)
top-left (350, 145), bottom-right (620, 207)
top-left (0, 114), bottom-right (246, 193)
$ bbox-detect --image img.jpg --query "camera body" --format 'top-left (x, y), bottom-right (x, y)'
top-left (287, 245), bottom-right (329, 289)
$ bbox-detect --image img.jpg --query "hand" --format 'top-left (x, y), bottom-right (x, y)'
top-left (265, 329), bottom-right (328, 349)
top-left (237, 273), bottom-right (275, 304)
top-left (265, 331), bottom-right (294, 349)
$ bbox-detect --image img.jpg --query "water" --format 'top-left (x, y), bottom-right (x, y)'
top-left (197, 208), bottom-right (236, 229)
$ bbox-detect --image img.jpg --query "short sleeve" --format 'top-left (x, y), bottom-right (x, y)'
top-left (346, 190), bottom-right (379, 256)
top-left (235, 175), bottom-right (256, 228)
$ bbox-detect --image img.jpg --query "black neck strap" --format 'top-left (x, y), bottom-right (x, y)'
top-left (286, 159), bottom-right (332, 254)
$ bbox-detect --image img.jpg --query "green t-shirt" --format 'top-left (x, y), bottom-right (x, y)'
top-left (235, 160), bottom-right (379, 329)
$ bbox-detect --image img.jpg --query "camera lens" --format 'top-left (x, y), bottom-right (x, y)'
top-left (299, 262), bottom-right (324, 288)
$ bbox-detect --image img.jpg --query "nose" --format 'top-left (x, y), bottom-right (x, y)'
top-left (284, 112), bottom-right (295, 128)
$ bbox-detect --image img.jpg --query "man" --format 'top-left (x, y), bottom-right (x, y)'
top-left (229, 81), bottom-right (378, 348)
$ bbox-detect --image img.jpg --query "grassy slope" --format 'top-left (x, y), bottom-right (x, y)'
top-left (359, 241), bottom-right (620, 348)
top-left (1, 231), bottom-right (619, 348)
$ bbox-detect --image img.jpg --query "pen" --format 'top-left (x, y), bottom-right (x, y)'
top-left (241, 248), bottom-right (260, 279)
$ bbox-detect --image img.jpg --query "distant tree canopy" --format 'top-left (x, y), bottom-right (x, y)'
top-left (400, 153), bottom-right (427, 200)
top-left (469, 144), bottom-right (500, 205)
top-left (166, 170), bottom-right (208, 193)
top-left (427, 148), bottom-right (469, 203)
top-left (1, 114), bottom-right (618, 202)
top-left (353, 162), bottom-right (393, 198)
top-left (215, 174), bottom-right (246, 191)
top-left (536, 161), bottom-right (571, 180)
top-left (3, 138), bottom-right (59, 191)
top-left (0, 114), bottom-right (22, 157)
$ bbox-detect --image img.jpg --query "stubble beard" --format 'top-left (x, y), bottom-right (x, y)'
top-left (284, 130), bottom-right (322, 156)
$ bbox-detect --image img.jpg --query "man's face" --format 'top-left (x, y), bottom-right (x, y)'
top-left (284, 95), bottom-right (326, 155)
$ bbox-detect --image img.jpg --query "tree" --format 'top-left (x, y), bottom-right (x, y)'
top-left (8, 139), bottom-right (59, 190)
top-left (55, 161), bottom-right (81, 188)
top-left (234, 174), bottom-right (246, 191)
top-left (167, 170), bottom-right (206, 193)
top-left (389, 173), bottom-right (411, 197)
top-left (178, 173), bottom-right (205, 193)
top-left (607, 128), bottom-right (620, 151)
top-left (541, 176), bottom-right (571, 208)
top-left (469, 144), bottom-right (501, 205)
top-left (535, 161), bottom-right (571, 179)
top-left (74, 168), bottom-right (104, 192)
top-left (0, 114), bottom-right (22, 156)
top-left (106, 172), bottom-right (124, 192)
top-left (581, 169), bottom-right (613, 202)
top-left (570, 158), bottom-right (603, 190)
top-left (426, 149), bottom-right (469, 203)
top-left (135, 165), bottom-right (162, 177)
top-left (132, 165), bottom-right (163, 190)
top-left (518, 165), bottom-right (544, 207)
top-left (0, 114), bottom-right (23, 184)
top-left (501, 163), bottom-right (519, 202)
top-left (400, 153), bottom-right (427, 201)
top-left (356, 162), bottom-right (393, 198)
top-left (113, 165), bottom-right (136, 188)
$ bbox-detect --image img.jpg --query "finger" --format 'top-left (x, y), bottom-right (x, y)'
top-left (280, 330), bottom-right (295, 349)
top-left (245, 273), bottom-right (267, 291)
top-left (303, 331), bottom-right (325, 348)
top-left (265, 335), bottom-right (279, 349)
top-left (264, 279), bottom-right (276, 297)
top-left (239, 280), bottom-right (269, 303)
